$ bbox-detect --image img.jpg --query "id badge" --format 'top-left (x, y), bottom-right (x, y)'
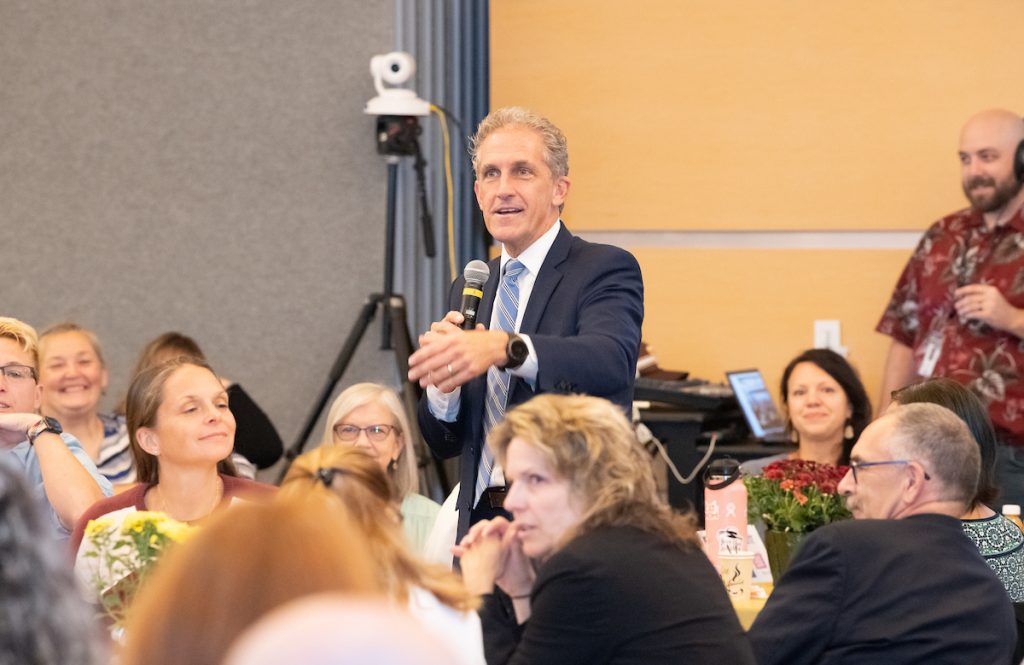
top-left (918, 330), bottom-right (944, 378)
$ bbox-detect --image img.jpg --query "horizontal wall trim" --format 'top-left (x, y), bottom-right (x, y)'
top-left (574, 230), bottom-right (922, 250)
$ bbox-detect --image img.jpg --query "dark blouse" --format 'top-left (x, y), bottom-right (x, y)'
top-left (479, 525), bottom-right (755, 665)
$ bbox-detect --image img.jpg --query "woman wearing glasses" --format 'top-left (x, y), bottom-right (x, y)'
top-left (323, 383), bottom-right (439, 554)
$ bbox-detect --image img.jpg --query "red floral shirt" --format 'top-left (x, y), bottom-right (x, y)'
top-left (877, 206), bottom-right (1024, 446)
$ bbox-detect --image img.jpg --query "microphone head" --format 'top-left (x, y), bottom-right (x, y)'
top-left (463, 260), bottom-right (490, 287)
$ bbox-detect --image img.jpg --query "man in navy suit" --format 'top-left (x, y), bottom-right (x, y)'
top-left (749, 403), bottom-right (1015, 665)
top-left (407, 107), bottom-right (643, 542)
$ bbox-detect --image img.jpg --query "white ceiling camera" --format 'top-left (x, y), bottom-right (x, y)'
top-left (365, 51), bottom-right (430, 116)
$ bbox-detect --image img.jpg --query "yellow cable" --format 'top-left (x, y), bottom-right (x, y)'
top-left (430, 105), bottom-right (457, 282)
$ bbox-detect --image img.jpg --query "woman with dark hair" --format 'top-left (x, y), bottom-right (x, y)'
top-left (891, 378), bottom-right (1024, 602)
top-left (743, 349), bottom-right (872, 475)
top-left (0, 457), bottom-right (104, 664)
top-left (70, 358), bottom-right (274, 558)
top-left (457, 394), bottom-right (754, 665)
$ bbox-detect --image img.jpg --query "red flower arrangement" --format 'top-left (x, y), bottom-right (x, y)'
top-left (745, 459), bottom-right (851, 534)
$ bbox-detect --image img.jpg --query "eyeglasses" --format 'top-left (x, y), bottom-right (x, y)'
top-left (849, 459), bottom-right (931, 483)
top-left (333, 423), bottom-right (398, 443)
top-left (0, 364), bottom-right (37, 382)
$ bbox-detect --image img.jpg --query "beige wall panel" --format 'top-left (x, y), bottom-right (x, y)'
top-left (491, 0), bottom-right (1024, 231)
top-left (633, 247), bottom-right (912, 412)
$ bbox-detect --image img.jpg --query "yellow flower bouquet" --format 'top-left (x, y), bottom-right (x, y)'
top-left (81, 511), bottom-right (193, 626)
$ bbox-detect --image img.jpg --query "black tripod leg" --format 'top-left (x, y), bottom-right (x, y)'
top-left (277, 294), bottom-right (384, 483)
top-left (386, 294), bottom-right (451, 496)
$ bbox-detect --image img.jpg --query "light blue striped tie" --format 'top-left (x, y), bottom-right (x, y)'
top-left (477, 259), bottom-right (526, 503)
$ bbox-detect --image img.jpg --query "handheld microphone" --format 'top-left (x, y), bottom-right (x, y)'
top-left (460, 260), bottom-right (490, 330)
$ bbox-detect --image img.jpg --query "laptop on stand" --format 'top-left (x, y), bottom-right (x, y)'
top-left (725, 369), bottom-right (789, 444)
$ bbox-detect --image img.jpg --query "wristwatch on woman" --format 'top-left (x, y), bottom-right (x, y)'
top-left (26, 416), bottom-right (62, 445)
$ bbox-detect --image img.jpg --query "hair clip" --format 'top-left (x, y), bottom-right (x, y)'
top-left (316, 467), bottom-right (348, 487)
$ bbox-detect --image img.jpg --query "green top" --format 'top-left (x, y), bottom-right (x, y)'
top-left (401, 492), bottom-right (441, 556)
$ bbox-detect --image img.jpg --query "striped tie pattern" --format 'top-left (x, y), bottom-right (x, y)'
top-left (477, 259), bottom-right (526, 503)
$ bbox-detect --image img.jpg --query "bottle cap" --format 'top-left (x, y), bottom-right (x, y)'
top-left (1002, 504), bottom-right (1021, 516)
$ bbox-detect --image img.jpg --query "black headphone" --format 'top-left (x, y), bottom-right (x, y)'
top-left (1016, 137), bottom-right (1024, 184)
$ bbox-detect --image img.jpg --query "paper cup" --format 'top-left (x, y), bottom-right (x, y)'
top-left (719, 551), bottom-right (754, 599)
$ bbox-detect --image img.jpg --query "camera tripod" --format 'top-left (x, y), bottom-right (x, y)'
top-left (277, 145), bottom-right (449, 493)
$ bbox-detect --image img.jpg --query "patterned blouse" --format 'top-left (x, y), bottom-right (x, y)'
top-left (877, 207), bottom-right (1024, 446)
top-left (961, 513), bottom-right (1024, 602)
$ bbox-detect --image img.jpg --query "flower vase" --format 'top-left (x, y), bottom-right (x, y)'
top-left (764, 529), bottom-right (805, 581)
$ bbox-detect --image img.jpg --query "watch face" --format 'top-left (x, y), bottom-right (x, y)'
top-left (507, 336), bottom-right (529, 367)
top-left (43, 416), bottom-right (63, 434)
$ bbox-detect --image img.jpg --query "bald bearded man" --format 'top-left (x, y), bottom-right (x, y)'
top-left (877, 109), bottom-right (1024, 505)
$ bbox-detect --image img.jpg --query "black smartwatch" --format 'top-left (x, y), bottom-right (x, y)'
top-left (26, 416), bottom-right (62, 446)
top-left (503, 333), bottom-right (529, 370)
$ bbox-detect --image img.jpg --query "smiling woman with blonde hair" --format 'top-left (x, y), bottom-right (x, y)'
top-left (456, 394), bottom-right (754, 665)
top-left (38, 323), bottom-right (136, 485)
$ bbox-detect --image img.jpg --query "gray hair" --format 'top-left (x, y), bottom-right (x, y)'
top-left (888, 402), bottom-right (980, 505)
top-left (0, 458), bottom-right (104, 664)
top-left (322, 383), bottom-right (419, 497)
top-left (470, 106), bottom-right (569, 179)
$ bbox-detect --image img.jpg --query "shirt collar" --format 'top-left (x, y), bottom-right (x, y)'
top-left (500, 219), bottom-right (562, 277)
top-left (962, 205), bottom-right (1024, 235)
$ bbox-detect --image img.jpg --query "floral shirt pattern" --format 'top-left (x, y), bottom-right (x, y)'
top-left (961, 514), bottom-right (1024, 602)
top-left (878, 207), bottom-right (1024, 446)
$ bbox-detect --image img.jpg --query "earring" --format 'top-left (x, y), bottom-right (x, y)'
top-left (388, 458), bottom-right (398, 472)
top-left (789, 426), bottom-right (799, 444)
top-left (843, 419), bottom-right (854, 440)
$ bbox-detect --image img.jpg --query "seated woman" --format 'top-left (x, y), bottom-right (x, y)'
top-left (124, 332), bottom-right (284, 475)
top-left (322, 383), bottom-right (439, 553)
top-left (38, 323), bottom-right (134, 485)
top-left (457, 394), bottom-right (755, 665)
top-left (120, 495), bottom-right (379, 665)
top-left (70, 358), bottom-right (274, 557)
top-left (891, 378), bottom-right (1024, 602)
top-left (282, 445), bottom-right (484, 665)
top-left (742, 348), bottom-right (872, 475)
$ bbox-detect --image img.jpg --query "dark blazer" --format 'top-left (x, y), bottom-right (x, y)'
top-left (418, 224), bottom-right (644, 537)
top-left (478, 526), bottom-right (756, 665)
top-left (748, 513), bottom-right (1016, 665)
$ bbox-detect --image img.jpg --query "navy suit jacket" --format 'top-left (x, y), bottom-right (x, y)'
top-left (418, 224), bottom-right (643, 538)
top-left (748, 514), bottom-right (1016, 665)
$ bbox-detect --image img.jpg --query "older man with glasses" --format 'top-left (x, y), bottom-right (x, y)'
top-left (748, 402), bottom-right (1015, 665)
top-left (0, 317), bottom-right (111, 540)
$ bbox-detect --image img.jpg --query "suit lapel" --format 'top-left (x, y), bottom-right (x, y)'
top-left (520, 225), bottom-right (571, 334)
